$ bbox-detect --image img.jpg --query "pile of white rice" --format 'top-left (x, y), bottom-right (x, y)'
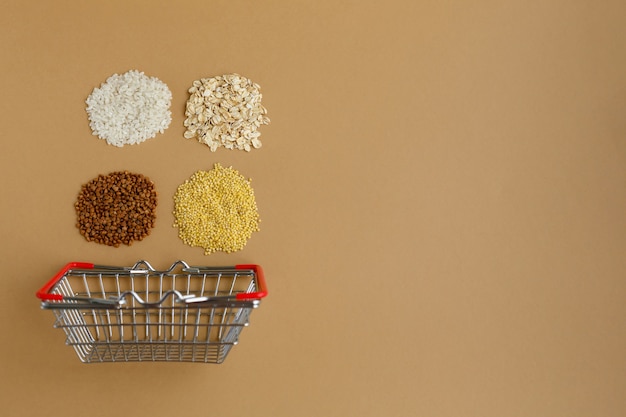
top-left (86, 70), bottom-right (172, 147)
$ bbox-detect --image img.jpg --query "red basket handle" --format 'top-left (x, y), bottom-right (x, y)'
top-left (235, 264), bottom-right (268, 300)
top-left (37, 262), bottom-right (267, 302)
top-left (36, 262), bottom-right (95, 301)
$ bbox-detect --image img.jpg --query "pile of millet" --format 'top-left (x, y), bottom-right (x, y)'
top-left (173, 163), bottom-right (260, 254)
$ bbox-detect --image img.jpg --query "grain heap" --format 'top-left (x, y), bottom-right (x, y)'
top-left (75, 172), bottom-right (158, 247)
top-left (173, 164), bottom-right (260, 254)
top-left (86, 70), bottom-right (172, 147)
top-left (183, 74), bottom-right (270, 151)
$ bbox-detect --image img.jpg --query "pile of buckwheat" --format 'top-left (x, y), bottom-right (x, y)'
top-left (75, 172), bottom-right (157, 247)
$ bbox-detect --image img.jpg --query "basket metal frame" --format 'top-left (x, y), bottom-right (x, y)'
top-left (37, 260), bottom-right (267, 364)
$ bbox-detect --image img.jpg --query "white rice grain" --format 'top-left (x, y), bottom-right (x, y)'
top-left (86, 70), bottom-right (172, 147)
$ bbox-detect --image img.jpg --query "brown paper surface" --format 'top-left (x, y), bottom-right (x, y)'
top-left (1, 1), bottom-right (625, 416)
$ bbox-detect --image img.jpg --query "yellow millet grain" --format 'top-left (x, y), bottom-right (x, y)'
top-left (173, 163), bottom-right (260, 254)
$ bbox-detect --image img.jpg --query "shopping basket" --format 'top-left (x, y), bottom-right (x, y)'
top-left (36, 260), bottom-right (267, 364)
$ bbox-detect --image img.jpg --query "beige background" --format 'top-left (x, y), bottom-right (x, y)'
top-left (1, 0), bottom-right (625, 416)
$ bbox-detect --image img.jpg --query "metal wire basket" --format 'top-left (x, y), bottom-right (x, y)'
top-left (36, 260), bottom-right (267, 364)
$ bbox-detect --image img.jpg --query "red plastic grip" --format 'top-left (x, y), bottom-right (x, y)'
top-left (235, 264), bottom-right (268, 300)
top-left (36, 262), bottom-right (95, 301)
